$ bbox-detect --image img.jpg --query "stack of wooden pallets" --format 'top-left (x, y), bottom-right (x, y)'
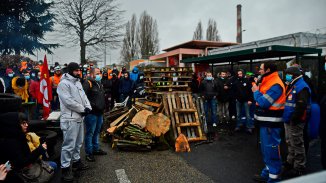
top-left (162, 91), bottom-right (206, 142)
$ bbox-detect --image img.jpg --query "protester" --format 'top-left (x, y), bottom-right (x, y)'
top-left (252, 61), bottom-right (286, 183)
top-left (118, 66), bottom-right (127, 79)
top-left (0, 77), bottom-right (5, 93)
top-left (0, 164), bottom-right (9, 181)
top-left (111, 73), bottom-right (120, 108)
top-left (234, 69), bottom-right (254, 134)
top-left (12, 77), bottom-right (29, 103)
top-left (190, 73), bottom-right (200, 97)
top-left (57, 62), bottom-right (92, 181)
top-left (112, 64), bottom-right (119, 76)
top-left (0, 112), bottom-right (53, 183)
top-left (282, 66), bottom-right (311, 177)
top-left (130, 66), bottom-right (140, 82)
top-left (217, 71), bottom-right (231, 124)
top-left (3, 68), bottom-right (15, 93)
top-left (199, 72), bottom-right (220, 141)
top-left (82, 68), bottom-right (107, 162)
top-left (118, 72), bottom-right (134, 105)
top-left (50, 65), bottom-right (62, 111)
top-left (101, 71), bottom-right (113, 112)
top-left (29, 71), bottom-right (42, 119)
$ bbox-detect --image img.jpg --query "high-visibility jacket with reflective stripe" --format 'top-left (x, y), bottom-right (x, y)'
top-left (254, 72), bottom-right (286, 127)
top-left (282, 77), bottom-right (311, 123)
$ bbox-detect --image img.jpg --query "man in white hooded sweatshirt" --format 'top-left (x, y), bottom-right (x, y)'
top-left (57, 62), bottom-right (92, 182)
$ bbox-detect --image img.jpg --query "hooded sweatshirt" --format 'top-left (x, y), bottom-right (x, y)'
top-left (130, 67), bottom-right (139, 82)
top-left (57, 73), bottom-right (92, 122)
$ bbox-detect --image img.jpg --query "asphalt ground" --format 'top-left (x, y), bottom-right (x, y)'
top-left (50, 127), bottom-right (323, 183)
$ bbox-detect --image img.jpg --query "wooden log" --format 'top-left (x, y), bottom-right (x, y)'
top-left (144, 101), bottom-right (161, 108)
top-left (146, 113), bottom-right (171, 137)
top-left (110, 111), bottom-right (129, 127)
top-left (107, 126), bottom-right (117, 134)
top-left (135, 101), bottom-right (154, 111)
top-left (131, 110), bottom-right (153, 129)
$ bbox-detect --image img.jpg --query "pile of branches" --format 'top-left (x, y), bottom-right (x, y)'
top-left (106, 101), bottom-right (171, 151)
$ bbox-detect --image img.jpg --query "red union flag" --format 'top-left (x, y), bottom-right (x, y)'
top-left (38, 55), bottom-right (52, 119)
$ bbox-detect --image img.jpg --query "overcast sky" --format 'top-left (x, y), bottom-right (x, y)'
top-left (28, 0), bottom-right (326, 66)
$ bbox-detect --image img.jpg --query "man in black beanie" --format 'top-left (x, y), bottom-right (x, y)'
top-left (57, 62), bottom-right (92, 181)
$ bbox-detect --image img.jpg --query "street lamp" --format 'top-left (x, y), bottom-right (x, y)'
top-left (104, 17), bottom-right (108, 67)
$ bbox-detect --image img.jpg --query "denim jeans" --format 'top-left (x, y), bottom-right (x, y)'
top-left (236, 101), bottom-right (254, 129)
top-left (218, 101), bottom-right (229, 122)
top-left (84, 114), bottom-right (103, 155)
top-left (204, 98), bottom-right (218, 125)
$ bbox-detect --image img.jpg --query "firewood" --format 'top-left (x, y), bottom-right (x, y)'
top-left (146, 113), bottom-right (171, 137)
top-left (131, 110), bottom-right (153, 129)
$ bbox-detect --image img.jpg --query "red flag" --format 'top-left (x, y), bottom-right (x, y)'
top-left (38, 55), bottom-right (52, 119)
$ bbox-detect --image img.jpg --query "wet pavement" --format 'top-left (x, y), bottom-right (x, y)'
top-left (50, 128), bottom-right (323, 183)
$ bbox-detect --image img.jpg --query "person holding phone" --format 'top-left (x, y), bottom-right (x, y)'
top-left (0, 112), bottom-right (51, 182)
top-left (0, 163), bottom-right (10, 181)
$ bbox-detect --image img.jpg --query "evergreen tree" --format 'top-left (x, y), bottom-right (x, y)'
top-left (0, 0), bottom-right (58, 55)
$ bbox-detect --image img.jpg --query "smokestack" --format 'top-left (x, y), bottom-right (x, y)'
top-left (236, 4), bottom-right (242, 43)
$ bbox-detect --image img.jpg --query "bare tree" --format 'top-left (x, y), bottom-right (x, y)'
top-left (137, 11), bottom-right (159, 59)
top-left (56, 0), bottom-right (124, 64)
top-left (120, 14), bottom-right (138, 66)
top-left (206, 18), bottom-right (221, 41)
top-left (193, 21), bottom-right (203, 40)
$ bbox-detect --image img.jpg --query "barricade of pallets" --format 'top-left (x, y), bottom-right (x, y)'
top-left (162, 91), bottom-right (206, 142)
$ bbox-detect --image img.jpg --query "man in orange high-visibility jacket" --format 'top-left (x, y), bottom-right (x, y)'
top-left (252, 61), bottom-right (286, 183)
top-left (50, 66), bottom-right (62, 110)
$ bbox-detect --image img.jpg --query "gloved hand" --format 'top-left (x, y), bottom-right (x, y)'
top-left (81, 107), bottom-right (91, 116)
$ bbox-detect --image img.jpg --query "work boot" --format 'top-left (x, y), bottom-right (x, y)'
top-left (86, 154), bottom-right (95, 162)
top-left (61, 166), bottom-right (74, 182)
top-left (93, 148), bottom-right (107, 155)
top-left (72, 159), bottom-right (89, 171)
top-left (253, 174), bottom-right (268, 182)
top-left (282, 162), bottom-right (293, 174)
top-left (283, 168), bottom-right (305, 178)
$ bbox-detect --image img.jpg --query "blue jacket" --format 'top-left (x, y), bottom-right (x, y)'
top-left (130, 67), bottom-right (139, 82)
top-left (282, 77), bottom-right (311, 123)
top-left (119, 77), bottom-right (135, 95)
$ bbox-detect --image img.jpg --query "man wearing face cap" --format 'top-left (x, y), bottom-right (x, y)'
top-left (282, 66), bottom-right (311, 178)
top-left (57, 62), bottom-right (92, 181)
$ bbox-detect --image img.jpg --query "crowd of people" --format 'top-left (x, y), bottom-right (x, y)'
top-left (0, 58), bottom-right (324, 182)
top-left (193, 61), bottom-right (324, 182)
top-left (0, 59), bottom-right (145, 182)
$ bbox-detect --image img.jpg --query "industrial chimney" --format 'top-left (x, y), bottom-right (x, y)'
top-left (236, 4), bottom-right (242, 43)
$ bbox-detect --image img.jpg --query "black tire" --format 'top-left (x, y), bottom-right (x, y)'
top-left (28, 120), bottom-right (47, 131)
top-left (36, 130), bottom-right (58, 156)
top-left (0, 93), bottom-right (22, 113)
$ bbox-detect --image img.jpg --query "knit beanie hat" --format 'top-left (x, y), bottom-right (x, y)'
top-left (285, 66), bottom-right (301, 77)
top-left (67, 62), bottom-right (80, 76)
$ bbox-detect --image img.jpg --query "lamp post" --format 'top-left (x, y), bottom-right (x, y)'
top-left (104, 17), bottom-right (108, 67)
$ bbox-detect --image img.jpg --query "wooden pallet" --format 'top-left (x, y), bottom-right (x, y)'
top-left (193, 96), bottom-right (208, 134)
top-left (163, 92), bottom-right (206, 142)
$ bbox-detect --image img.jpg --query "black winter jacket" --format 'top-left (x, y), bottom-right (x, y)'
top-left (199, 79), bottom-right (220, 99)
top-left (83, 79), bottom-right (105, 114)
top-left (233, 77), bottom-right (253, 103)
top-left (217, 77), bottom-right (231, 102)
